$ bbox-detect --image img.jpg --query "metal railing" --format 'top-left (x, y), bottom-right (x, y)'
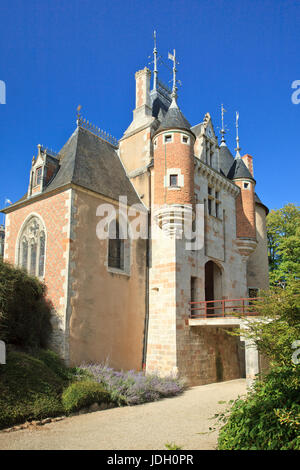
top-left (77, 115), bottom-right (119, 147)
top-left (189, 297), bottom-right (261, 319)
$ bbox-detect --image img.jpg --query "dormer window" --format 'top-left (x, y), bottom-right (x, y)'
top-left (35, 167), bottom-right (42, 186)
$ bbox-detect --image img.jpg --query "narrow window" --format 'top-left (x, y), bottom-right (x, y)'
top-left (35, 167), bottom-right (42, 186)
top-left (21, 238), bottom-right (28, 269)
top-left (30, 242), bottom-right (37, 276)
top-left (164, 134), bottom-right (172, 143)
top-left (170, 174), bottom-right (178, 187)
top-left (208, 198), bottom-right (212, 215)
top-left (108, 221), bottom-right (124, 270)
top-left (39, 232), bottom-right (45, 277)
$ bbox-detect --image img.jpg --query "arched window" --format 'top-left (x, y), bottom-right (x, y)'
top-left (18, 216), bottom-right (46, 278)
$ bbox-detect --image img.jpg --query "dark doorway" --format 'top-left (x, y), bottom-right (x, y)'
top-left (205, 261), bottom-right (215, 316)
top-left (204, 260), bottom-right (223, 316)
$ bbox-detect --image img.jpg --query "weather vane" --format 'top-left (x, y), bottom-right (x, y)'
top-left (76, 104), bottom-right (82, 123)
top-left (168, 49), bottom-right (179, 99)
top-left (220, 104), bottom-right (227, 143)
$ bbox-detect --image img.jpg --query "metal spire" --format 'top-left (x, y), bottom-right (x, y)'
top-left (168, 49), bottom-right (178, 101)
top-left (235, 111), bottom-right (241, 158)
top-left (153, 30), bottom-right (158, 90)
top-left (220, 104), bottom-right (227, 145)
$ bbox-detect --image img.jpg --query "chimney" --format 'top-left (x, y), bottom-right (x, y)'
top-left (242, 154), bottom-right (254, 177)
top-left (132, 67), bottom-right (152, 123)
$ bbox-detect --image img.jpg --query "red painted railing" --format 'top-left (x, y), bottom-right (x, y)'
top-left (189, 297), bottom-right (261, 319)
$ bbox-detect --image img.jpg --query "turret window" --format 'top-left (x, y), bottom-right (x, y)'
top-left (243, 182), bottom-right (250, 190)
top-left (164, 134), bottom-right (173, 144)
top-left (164, 168), bottom-right (184, 189)
top-left (181, 134), bottom-right (190, 144)
top-left (170, 174), bottom-right (178, 187)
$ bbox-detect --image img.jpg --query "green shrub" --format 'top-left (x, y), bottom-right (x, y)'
top-left (0, 260), bottom-right (52, 350)
top-left (218, 365), bottom-right (300, 450)
top-left (62, 381), bottom-right (111, 413)
top-left (34, 349), bottom-right (78, 383)
top-left (0, 350), bottom-right (65, 429)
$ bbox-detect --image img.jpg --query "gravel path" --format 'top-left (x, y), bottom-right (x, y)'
top-left (0, 379), bottom-right (246, 450)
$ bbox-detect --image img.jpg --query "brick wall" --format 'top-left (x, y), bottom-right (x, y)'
top-left (4, 189), bottom-right (72, 356)
top-left (154, 131), bottom-right (194, 205)
top-left (235, 181), bottom-right (256, 239)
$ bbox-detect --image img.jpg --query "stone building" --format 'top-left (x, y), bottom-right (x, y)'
top-left (1, 49), bottom-right (269, 385)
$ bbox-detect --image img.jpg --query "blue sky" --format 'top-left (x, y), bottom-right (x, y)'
top-left (0, 0), bottom-right (299, 220)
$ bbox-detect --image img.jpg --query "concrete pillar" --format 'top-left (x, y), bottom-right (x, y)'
top-left (244, 338), bottom-right (259, 387)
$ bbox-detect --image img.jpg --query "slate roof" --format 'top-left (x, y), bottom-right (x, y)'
top-left (2, 126), bottom-right (141, 211)
top-left (255, 192), bottom-right (269, 214)
top-left (227, 156), bottom-right (255, 181)
top-left (155, 99), bottom-right (192, 134)
top-left (219, 144), bottom-right (235, 178)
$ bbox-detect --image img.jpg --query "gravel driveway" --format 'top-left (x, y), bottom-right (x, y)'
top-left (0, 379), bottom-right (246, 450)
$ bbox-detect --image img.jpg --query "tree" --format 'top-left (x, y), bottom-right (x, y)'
top-left (267, 203), bottom-right (300, 286)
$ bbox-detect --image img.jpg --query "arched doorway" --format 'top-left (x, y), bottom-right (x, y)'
top-left (204, 260), bottom-right (223, 316)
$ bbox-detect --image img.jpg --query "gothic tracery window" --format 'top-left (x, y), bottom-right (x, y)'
top-left (18, 216), bottom-right (46, 278)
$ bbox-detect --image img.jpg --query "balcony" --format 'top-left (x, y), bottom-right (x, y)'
top-left (188, 297), bottom-right (260, 327)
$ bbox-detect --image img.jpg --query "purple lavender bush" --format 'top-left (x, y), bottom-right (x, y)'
top-left (79, 364), bottom-right (186, 406)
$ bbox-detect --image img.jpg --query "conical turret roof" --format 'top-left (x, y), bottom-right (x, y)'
top-left (227, 156), bottom-right (255, 181)
top-left (219, 143), bottom-right (234, 177)
top-left (155, 98), bottom-right (192, 134)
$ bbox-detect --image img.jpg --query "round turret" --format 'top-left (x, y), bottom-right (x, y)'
top-left (152, 99), bottom-right (195, 207)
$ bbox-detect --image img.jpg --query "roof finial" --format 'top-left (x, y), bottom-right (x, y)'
top-left (235, 111), bottom-right (241, 158)
top-left (153, 30), bottom-right (158, 91)
top-left (220, 104), bottom-right (227, 145)
top-left (76, 104), bottom-right (82, 125)
top-left (168, 49), bottom-right (178, 102)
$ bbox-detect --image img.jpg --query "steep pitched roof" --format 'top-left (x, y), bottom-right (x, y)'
top-left (2, 126), bottom-right (141, 211)
top-left (227, 156), bottom-right (255, 181)
top-left (46, 126), bottom-right (141, 205)
top-left (219, 144), bottom-right (235, 177)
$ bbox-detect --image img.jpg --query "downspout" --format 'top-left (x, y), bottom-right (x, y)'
top-left (142, 164), bottom-right (152, 370)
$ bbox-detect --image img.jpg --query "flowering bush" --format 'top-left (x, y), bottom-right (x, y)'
top-left (79, 364), bottom-right (185, 406)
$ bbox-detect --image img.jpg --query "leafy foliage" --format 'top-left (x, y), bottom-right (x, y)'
top-left (217, 284), bottom-right (300, 449)
top-left (267, 203), bottom-right (300, 286)
top-left (0, 259), bottom-right (52, 350)
top-left (80, 363), bottom-right (186, 406)
top-left (237, 281), bottom-right (300, 366)
top-left (62, 381), bottom-right (111, 413)
top-left (217, 366), bottom-right (300, 450)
